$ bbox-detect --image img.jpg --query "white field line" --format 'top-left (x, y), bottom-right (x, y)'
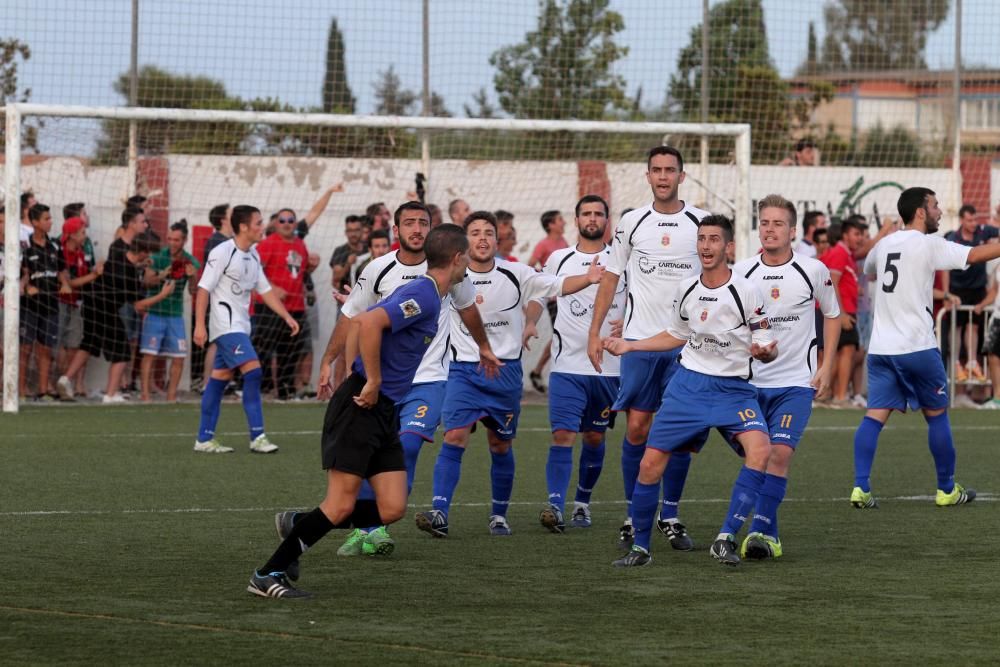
top-left (3, 494), bottom-right (996, 517)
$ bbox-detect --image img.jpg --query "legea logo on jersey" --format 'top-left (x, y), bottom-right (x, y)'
top-left (771, 286), bottom-right (780, 300)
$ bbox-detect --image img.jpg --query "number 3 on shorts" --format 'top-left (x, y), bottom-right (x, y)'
top-left (415, 405), bottom-right (428, 418)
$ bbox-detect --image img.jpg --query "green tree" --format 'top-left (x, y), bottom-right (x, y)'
top-left (0, 38), bottom-right (39, 152)
top-left (373, 66), bottom-right (418, 116)
top-left (857, 123), bottom-right (922, 167)
top-left (817, 0), bottom-right (950, 72)
top-left (489, 0), bottom-right (629, 120)
top-left (464, 88), bottom-right (497, 119)
top-left (322, 18), bottom-right (355, 114)
top-left (798, 22), bottom-right (820, 75)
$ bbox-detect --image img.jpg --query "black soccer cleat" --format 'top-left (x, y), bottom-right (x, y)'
top-left (415, 510), bottom-right (449, 538)
top-left (617, 522), bottom-right (635, 552)
top-left (274, 511), bottom-right (301, 581)
top-left (710, 536), bottom-right (740, 566)
top-left (657, 519), bottom-right (695, 551)
top-left (613, 546), bottom-right (652, 568)
top-left (247, 571), bottom-right (311, 599)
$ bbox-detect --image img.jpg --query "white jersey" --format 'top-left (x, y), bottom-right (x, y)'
top-left (795, 240), bottom-right (817, 258)
top-left (198, 239), bottom-right (272, 341)
top-left (543, 245), bottom-right (627, 376)
top-left (734, 252), bottom-right (840, 388)
top-left (608, 201), bottom-right (707, 339)
top-left (451, 258), bottom-right (565, 362)
top-left (340, 250), bottom-right (475, 384)
top-left (667, 272), bottom-right (773, 380)
top-left (864, 229), bottom-right (971, 355)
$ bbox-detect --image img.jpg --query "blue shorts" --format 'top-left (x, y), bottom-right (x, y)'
top-left (442, 360), bottom-right (522, 440)
top-left (399, 380), bottom-right (447, 442)
top-left (19, 309), bottom-right (59, 348)
top-left (140, 314), bottom-right (188, 358)
top-left (755, 386), bottom-right (815, 449)
top-left (212, 332), bottom-right (259, 370)
top-left (867, 350), bottom-right (948, 412)
top-left (119, 303), bottom-right (141, 342)
top-left (549, 372), bottom-right (620, 434)
top-left (612, 346), bottom-right (680, 413)
top-left (648, 367), bottom-right (768, 454)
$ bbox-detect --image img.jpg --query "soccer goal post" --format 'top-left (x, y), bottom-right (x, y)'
top-left (3, 102), bottom-right (750, 413)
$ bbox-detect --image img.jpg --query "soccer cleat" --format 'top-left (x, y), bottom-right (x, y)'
top-left (415, 510), bottom-right (449, 538)
top-left (612, 546), bottom-right (652, 568)
top-left (978, 398), bottom-right (1000, 410)
top-left (935, 483), bottom-right (976, 507)
top-left (489, 515), bottom-right (512, 536)
top-left (247, 571), bottom-right (311, 599)
top-left (850, 486), bottom-right (878, 509)
top-left (570, 503), bottom-right (592, 528)
top-left (102, 393), bottom-right (127, 404)
top-left (249, 434), bottom-right (279, 454)
top-left (539, 504), bottom-right (565, 534)
top-left (56, 376), bottom-right (74, 401)
top-left (741, 532), bottom-right (783, 560)
top-left (710, 535), bottom-right (740, 566)
top-left (193, 439), bottom-right (234, 454)
top-left (273, 511), bottom-right (301, 581)
top-left (529, 370), bottom-right (546, 393)
top-left (657, 519), bottom-right (695, 551)
top-left (362, 526), bottom-right (395, 556)
top-left (617, 521), bottom-right (635, 551)
top-left (336, 528), bottom-right (368, 557)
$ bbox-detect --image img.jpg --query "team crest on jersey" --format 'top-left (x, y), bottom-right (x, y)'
top-left (475, 293), bottom-right (484, 305)
top-left (770, 286), bottom-right (780, 300)
top-left (399, 299), bottom-right (422, 318)
top-left (700, 308), bottom-right (709, 321)
top-left (661, 233), bottom-right (671, 247)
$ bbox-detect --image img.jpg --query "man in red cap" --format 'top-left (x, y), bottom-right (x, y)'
top-left (56, 217), bottom-right (103, 399)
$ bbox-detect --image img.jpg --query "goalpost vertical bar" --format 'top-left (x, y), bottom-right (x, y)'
top-left (4, 105), bottom-right (22, 413)
top-left (734, 125), bottom-right (752, 261)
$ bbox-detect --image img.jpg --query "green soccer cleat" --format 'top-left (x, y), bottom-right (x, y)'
top-left (935, 483), bottom-right (976, 507)
top-left (362, 526), bottom-right (395, 556)
top-left (193, 438), bottom-right (234, 454)
top-left (850, 486), bottom-right (878, 509)
top-left (741, 532), bottom-right (783, 560)
top-left (336, 528), bottom-right (368, 557)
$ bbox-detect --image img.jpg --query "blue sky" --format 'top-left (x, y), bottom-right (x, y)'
top-left (4, 0), bottom-right (993, 154)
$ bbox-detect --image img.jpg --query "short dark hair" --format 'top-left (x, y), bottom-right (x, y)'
top-left (795, 138), bottom-right (816, 152)
top-left (448, 199), bottom-right (467, 216)
top-left (647, 145), bottom-right (685, 172)
top-left (494, 209), bottom-right (514, 225)
top-left (121, 206), bottom-right (144, 227)
top-left (425, 224), bottom-right (470, 270)
top-left (698, 214), bottom-right (734, 243)
top-left (127, 195), bottom-right (147, 209)
top-left (841, 217), bottom-right (867, 234)
top-left (575, 195), bottom-right (609, 219)
top-left (959, 204), bottom-right (977, 218)
top-left (276, 208), bottom-right (296, 221)
top-left (130, 230), bottom-right (160, 254)
top-left (20, 192), bottom-right (34, 209)
top-left (368, 229), bottom-right (390, 247)
top-left (28, 203), bottom-right (50, 222)
top-left (540, 210), bottom-right (561, 231)
top-left (359, 214), bottom-right (375, 228)
top-left (209, 203), bottom-right (229, 230)
top-left (63, 202), bottom-right (85, 220)
top-left (366, 202), bottom-right (387, 218)
top-left (897, 187), bottom-right (935, 224)
top-left (231, 205), bottom-right (261, 235)
top-left (463, 210), bottom-right (498, 231)
top-left (345, 214), bottom-right (362, 227)
top-left (169, 219), bottom-right (189, 236)
top-left (393, 201), bottom-right (431, 226)
top-left (813, 228), bottom-right (828, 243)
top-left (802, 210), bottom-right (824, 235)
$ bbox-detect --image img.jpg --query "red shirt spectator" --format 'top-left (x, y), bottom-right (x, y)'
top-left (821, 240), bottom-right (858, 314)
top-left (254, 233), bottom-right (309, 313)
top-left (529, 236), bottom-right (568, 268)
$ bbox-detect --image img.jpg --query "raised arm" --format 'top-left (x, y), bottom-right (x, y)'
top-left (302, 183), bottom-right (344, 228)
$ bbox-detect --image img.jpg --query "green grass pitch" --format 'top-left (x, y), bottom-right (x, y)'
top-left (2, 402), bottom-right (998, 665)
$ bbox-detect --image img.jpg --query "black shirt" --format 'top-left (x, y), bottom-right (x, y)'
top-left (945, 225), bottom-right (1000, 291)
top-left (22, 235), bottom-right (65, 315)
top-left (95, 238), bottom-right (144, 310)
top-left (203, 231), bottom-right (230, 264)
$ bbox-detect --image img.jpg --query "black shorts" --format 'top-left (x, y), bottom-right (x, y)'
top-left (80, 301), bottom-right (131, 363)
top-left (838, 321), bottom-right (860, 350)
top-left (984, 318), bottom-right (1000, 357)
top-left (321, 373), bottom-right (406, 477)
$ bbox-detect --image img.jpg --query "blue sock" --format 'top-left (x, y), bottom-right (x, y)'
top-left (631, 480), bottom-right (660, 552)
top-left (575, 440), bottom-right (606, 504)
top-left (925, 412), bottom-right (956, 493)
top-left (197, 377), bottom-right (227, 442)
top-left (659, 451), bottom-right (692, 521)
top-left (721, 466), bottom-right (766, 536)
top-left (749, 473), bottom-right (787, 539)
top-left (431, 443), bottom-right (465, 516)
top-left (545, 445), bottom-right (573, 512)
top-left (357, 480), bottom-right (375, 501)
top-left (853, 416), bottom-right (884, 492)
top-left (621, 438), bottom-right (646, 520)
top-left (241, 368), bottom-right (265, 441)
top-left (490, 447), bottom-right (516, 517)
top-left (400, 432), bottom-right (424, 495)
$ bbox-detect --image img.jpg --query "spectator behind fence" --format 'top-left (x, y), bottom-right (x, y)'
top-left (779, 138), bottom-right (819, 166)
top-left (329, 215), bottom-right (366, 293)
top-left (448, 199), bottom-right (471, 226)
top-left (796, 210), bottom-right (827, 258)
top-left (973, 261), bottom-right (1000, 409)
top-left (57, 217), bottom-right (103, 401)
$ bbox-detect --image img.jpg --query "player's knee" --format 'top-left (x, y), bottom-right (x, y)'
top-left (552, 430), bottom-right (576, 446)
top-left (378, 500), bottom-right (407, 525)
top-left (488, 440), bottom-right (511, 455)
top-left (444, 428), bottom-right (470, 447)
top-left (581, 431), bottom-right (604, 447)
top-left (625, 422), bottom-right (650, 444)
top-left (637, 451), bottom-right (668, 482)
top-left (318, 497), bottom-right (355, 525)
top-left (767, 443), bottom-right (794, 475)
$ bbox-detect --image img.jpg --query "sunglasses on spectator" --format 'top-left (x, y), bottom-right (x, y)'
top-left (278, 217), bottom-right (296, 224)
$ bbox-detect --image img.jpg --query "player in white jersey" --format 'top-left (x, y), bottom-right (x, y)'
top-left (851, 187), bottom-right (1000, 509)
top-left (308, 202), bottom-right (498, 559)
top-left (587, 146), bottom-right (708, 552)
top-left (522, 195), bottom-right (628, 532)
top-left (415, 211), bottom-right (604, 537)
top-left (603, 215), bottom-right (779, 567)
top-left (731, 195), bottom-right (841, 559)
top-left (193, 205), bottom-right (300, 454)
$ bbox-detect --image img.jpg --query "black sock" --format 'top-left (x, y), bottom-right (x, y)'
top-left (345, 499), bottom-right (382, 528)
top-left (260, 508), bottom-right (333, 575)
